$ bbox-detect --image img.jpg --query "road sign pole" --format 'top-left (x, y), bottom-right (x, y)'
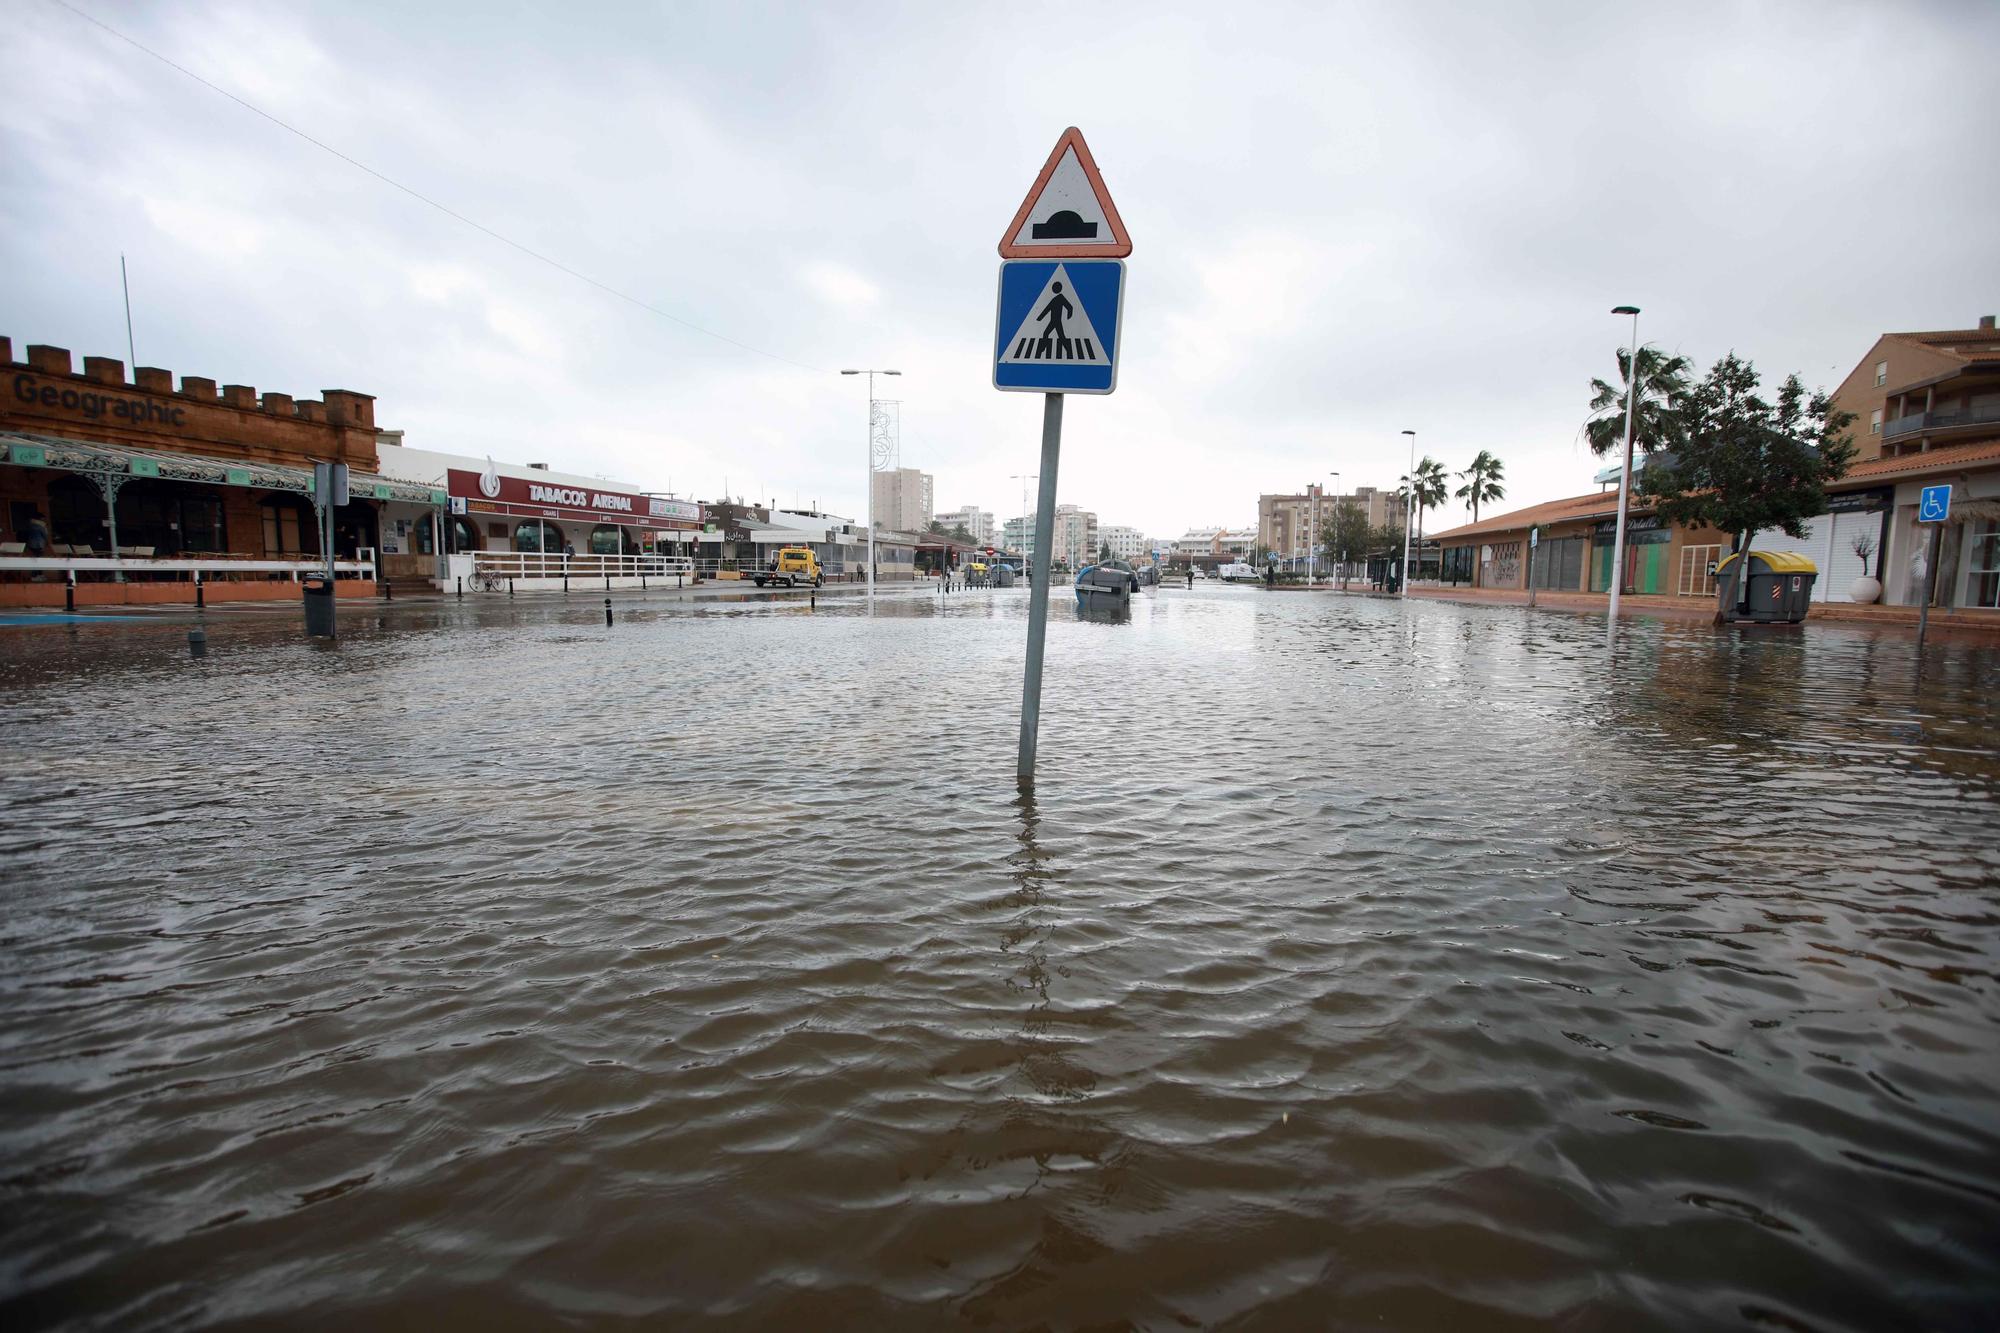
top-left (1016, 392), bottom-right (1065, 786)
top-left (1916, 519), bottom-right (1943, 658)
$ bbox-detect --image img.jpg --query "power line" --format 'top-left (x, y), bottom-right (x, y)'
top-left (50, 0), bottom-right (826, 374)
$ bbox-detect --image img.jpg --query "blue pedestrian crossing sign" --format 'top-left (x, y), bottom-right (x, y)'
top-left (1918, 484), bottom-right (1951, 522)
top-left (993, 259), bottom-right (1124, 394)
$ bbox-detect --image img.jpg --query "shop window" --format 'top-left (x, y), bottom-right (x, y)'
top-left (178, 494), bottom-right (227, 553)
top-left (47, 476), bottom-right (104, 548)
top-left (450, 517), bottom-right (482, 553)
top-left (590, 525), bottom-right (622, 556)
top-left (1969, 520), bottom-right (2000, 609)
top-left (261, 497), bottom-right (316, 555)
top-left (516, 522), bottom-right (569, 553)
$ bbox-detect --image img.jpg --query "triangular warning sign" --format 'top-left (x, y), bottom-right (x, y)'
top-left (998, 127), bottom-right (1132, 259)
top-left (997, 264), bottom-right (1108, 364)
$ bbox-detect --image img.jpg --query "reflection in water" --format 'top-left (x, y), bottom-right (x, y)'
top-left (0, 587), bottom-right (1996, 1328)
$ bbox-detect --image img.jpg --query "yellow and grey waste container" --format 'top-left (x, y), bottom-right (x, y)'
top-left (1716, 551), bottom-right (1816, 624)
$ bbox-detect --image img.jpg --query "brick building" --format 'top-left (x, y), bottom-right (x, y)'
top-left (1, 336), bottom-right (438, 606)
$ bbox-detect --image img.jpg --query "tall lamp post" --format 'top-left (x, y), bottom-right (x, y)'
top-left (841, 368), bottom-right (900, 596)
top-left (1328, 470), bottom-right (1340, 586)
top-left (1306, 484), bottom-right (1317, 585)
top-left (1608, 306), bottom-right (1641, 620)
top-left (1399, 430), bottom-right (1416, 597)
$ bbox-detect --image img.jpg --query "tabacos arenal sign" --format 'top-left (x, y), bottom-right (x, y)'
top-left (446, 468), bottom-right (700, 526)
top-left (13, 372), bottom-right (189, 427)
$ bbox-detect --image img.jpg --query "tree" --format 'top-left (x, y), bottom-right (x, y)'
top-left (1455, 451), bottom-right (1506, 525)
top-left (1641, 352), bottom-right (1856, 613)
top-left (1586, 345), bottom-right (1694, 459)
top-left (950, 524), bottom-right (972, 542)
top-left (1098, 541), bottom-right (1112, 563)
top-left (926, 518), bottom-right (947, 535)
top-left (1317, 499), bottom-right (1370, 589)
top-left (1409, 456), bottom-right (1450, 577)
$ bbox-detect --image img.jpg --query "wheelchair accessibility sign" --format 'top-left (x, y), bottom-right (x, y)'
top-left (1918, 484), bottom-right (1951, 522)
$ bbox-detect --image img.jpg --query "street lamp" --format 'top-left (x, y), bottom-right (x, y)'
top-left (1328, 470), bottom-right (1340, 587)
top-left (1400, 430), bottom-right (1416, 597)
top-left (1607, 306), bottom-right (1641, 620)
top-left (841, 368), bottom-right (901, 596)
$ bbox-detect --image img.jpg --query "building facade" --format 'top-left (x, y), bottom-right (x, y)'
top-left (936, 505), bottom-right (994, 546)
top-left (1101, 524), bottom-right (1146, 562)
top-left (0, 335), bottom-right (437, 606)
top-left (1258, 485), bottom-right (1398, 564)
top-left (1430, 317), bottom-right (2000, 610)
top-left (1052, 504), bottom-right (1098, 568)
top-left (871, 467), bottom-right (933, 532)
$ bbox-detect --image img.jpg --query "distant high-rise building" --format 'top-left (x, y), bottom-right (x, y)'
top-left (936, 506), bottom-right (994, 546)
top-left (1003, 504), bottom-right (1096, 565)
top-left (871, 468), bottom-right (933, 532)
top-left (1100, 525), bottom-right (1146, 562)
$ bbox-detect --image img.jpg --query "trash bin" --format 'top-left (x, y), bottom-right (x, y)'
top-left (302, 574), bottom-right (337, 637)
top-left (1715, 551), bottom-right (1816, 623)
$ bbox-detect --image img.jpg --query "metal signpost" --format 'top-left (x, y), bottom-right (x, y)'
top-left (1915, 483), bottom-right (1951, 655)
top-left (1528, 525), bottom-right (1540, 607)
top-left (996, 127), bottom-right (1131, 786)
top-left (308, 460), bottom-right (349, 638)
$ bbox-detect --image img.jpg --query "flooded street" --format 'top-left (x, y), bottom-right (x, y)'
top-left (2, 586), bottom-right (1997, 1329)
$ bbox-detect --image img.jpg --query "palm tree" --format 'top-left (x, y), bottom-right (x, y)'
top-left (1455, 451), bottom-right (1505, 525)
top-left (1455, 452), bottom-right (1506, 586)
top-left (1410, 456), bottom-right (1449, 580)
top-left (1587, 345), bottom-right (1693, 459)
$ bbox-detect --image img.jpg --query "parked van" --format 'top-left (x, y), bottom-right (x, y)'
top-left (752, 546), bottom-right (823, 588)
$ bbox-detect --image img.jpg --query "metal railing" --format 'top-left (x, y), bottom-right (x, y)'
top-left (468, 551), bottom-right (693, 580)
top-left (0, 554), bottom-right (377, 581)
top-left (1884, 404), bottom-right (2000, 439)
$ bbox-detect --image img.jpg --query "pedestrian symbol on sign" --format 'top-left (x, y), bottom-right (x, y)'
top-left (999, 264), bottom-right (1107, 365)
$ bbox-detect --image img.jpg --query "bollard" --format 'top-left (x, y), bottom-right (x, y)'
top-left (385, 581), bottom-right (394, 601)
top-left (605, 574), bottom-right (612, 593)
top-left (187, 627), bottom-right (206, 658)
top-left (457, 576), bottom-right (463, 599)
top-left (194, 571), bottom-right (205, 609)
top-left (604, 597), bottom-right (613, 626)
top-left (563, 574), bottom-right (570, 594)
top-left (65, 572), bottom-right (76, 614)
top-left (641, 573), bottom-right (647, 591)
top-left (508, 579), bottom-right (515, 598)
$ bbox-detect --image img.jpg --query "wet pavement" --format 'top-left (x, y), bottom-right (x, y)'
top-left (2, 584), bottom-right (1997, 1329)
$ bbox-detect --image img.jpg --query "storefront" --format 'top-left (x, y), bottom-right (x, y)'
top-left (1, 337), bottom-right (425, 605)
top-left (374, 441), bottom-right (701, 584)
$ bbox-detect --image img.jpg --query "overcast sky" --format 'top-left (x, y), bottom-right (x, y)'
top-left (5, 0), bottom-right (1996, 539)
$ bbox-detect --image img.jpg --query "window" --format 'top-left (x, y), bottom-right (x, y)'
top-left (1870, 409), bottom-right (1882, 435)
top-left (260, 497), bottom-right (315, 554)
top-left (1874, 361), bottom-right (1887, 387)
top-left (1969, 520), bottom-right (2000, 609)
top-left (514, 521), bottom-right (548, 552)
top-left (47, 476), bottom-right (103, 548)
top-left (589, 525), bottom-right (622, 555)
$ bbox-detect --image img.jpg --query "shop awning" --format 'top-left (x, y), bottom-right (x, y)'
top-left (1, 430), bottom-right (447, 506)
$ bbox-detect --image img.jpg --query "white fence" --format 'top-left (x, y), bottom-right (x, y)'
top-left (0, 554), bottom-right (377, 582)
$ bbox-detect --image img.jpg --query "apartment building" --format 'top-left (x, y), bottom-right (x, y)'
top-left (935, 505), bottom-right (994, 546)
top-left (1100, 524), bottom-right (1147, 562)
top-left (870, 467), bottom-right (932, 532)
top-left (1258, 485), bottom-right (1397, 559)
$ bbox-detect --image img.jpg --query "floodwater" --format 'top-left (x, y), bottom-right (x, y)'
top-left (2, 585), bottom-right (1997, 1330)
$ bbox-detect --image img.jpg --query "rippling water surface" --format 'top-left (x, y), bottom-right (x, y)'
top-left (2, 586), bottom-right (1997, 1330)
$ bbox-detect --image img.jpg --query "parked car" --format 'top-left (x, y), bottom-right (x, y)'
top-left (752, 546), bottom-right (823, 587)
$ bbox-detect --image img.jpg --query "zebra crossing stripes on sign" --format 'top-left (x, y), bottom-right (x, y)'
top-left (992, 259), bottom-right (1124, 394)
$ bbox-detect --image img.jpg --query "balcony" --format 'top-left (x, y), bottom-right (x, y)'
top-left (1882, 404), bottom-right (2000, 439)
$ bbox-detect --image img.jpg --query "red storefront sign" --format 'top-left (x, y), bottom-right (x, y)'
top-left (446, 469), bottom-right (701, 529)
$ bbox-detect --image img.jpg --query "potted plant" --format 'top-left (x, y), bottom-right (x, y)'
top-left (1849, 531), bottom-right (1881, 603)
